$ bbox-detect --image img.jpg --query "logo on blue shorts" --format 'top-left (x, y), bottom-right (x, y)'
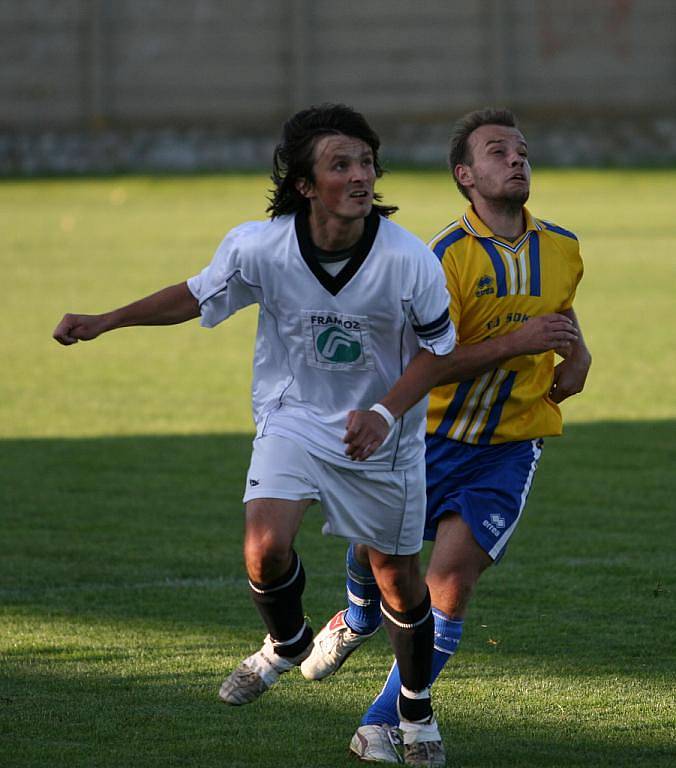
top-left (483, 513), bottom-right (506, 537)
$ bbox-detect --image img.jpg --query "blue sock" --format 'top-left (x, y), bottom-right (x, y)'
top-left (344, 544), bottom-right (382, 634)
top-left (362, 608), bottom-right (464, 726)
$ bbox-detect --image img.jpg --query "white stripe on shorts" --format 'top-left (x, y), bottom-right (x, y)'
top-left (488, 438), bottom-right (542, 560)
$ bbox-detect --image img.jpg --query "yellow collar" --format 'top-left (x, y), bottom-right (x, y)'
top-left (461, 205), bottom-right (540, 240)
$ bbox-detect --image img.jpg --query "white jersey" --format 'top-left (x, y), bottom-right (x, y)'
top-left (187, 210), bottom-right (455, 470)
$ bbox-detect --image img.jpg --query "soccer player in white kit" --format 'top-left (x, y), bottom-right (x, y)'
top-left (53, 104), bottom-right (456, 761)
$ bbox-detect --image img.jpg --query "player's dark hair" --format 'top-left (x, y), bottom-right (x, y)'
top-left (267, 103), bottom-right (398, 218)
top-left (449, 107), bottom-right (519, 200)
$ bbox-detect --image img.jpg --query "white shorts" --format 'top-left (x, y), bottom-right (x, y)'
top-left (243, 434), bottom-right (426, 555)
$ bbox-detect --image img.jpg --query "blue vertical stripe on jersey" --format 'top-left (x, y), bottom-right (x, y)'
top-left (478, 371), bottom-right (517, 444)
top-left (542, 221), bottom-right (578, 240)
top-left (528, 231), bottom-right (541, 297)
top-left (458, 370), bottom-right (500, 441)
top-left (477, 239), bottom-right (508, 296)
top-left (435, 378), bottom-right (474, 437)
top-left (432, 228), bottom-right (467, 260)
top-left (515, 255), bottom-right (522, 294)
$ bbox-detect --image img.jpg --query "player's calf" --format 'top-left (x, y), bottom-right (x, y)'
top-left (380, 591), bottom-right (434, 713)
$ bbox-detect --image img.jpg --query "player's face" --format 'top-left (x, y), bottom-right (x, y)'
top-left (299, 134), bottom-right (376, 222)
top-left (457, 124), bottom-right (531, 207)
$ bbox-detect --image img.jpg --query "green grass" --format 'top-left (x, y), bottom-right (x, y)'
top-left (1, 172), bottom-right (675, 767)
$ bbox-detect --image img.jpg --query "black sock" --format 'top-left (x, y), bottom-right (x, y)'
top-left (381, 589), bottom-right (434, 721)
top-left (249, 550), bottom-right (311, 656)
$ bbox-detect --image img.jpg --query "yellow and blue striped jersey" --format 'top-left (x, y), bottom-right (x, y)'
top-left (427, 205), bottom-right (583, 444)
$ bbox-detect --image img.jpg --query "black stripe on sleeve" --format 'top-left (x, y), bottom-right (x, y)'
top-left (412, 308), bottom-right (451, 339)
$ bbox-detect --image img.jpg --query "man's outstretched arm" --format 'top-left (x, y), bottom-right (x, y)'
top-left (53, 282), bottom-right (200, 346)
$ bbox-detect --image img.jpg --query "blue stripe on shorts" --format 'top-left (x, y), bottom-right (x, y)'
top-left (424, 434), bottom-right (543, 562)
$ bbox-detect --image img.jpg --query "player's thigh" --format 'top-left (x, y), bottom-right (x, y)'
top-left (320, 461), bottom-right (426, 556)
top-left (245, 497), bottom-right (313, 553)
top-left (425, 513), bottom-right (492, 614)
top-left (243, 434), bottom-right (321, 507)
top-left (427, 514), bottom-right (492, 581)
top-left (243, 434), bottom-right (320, 574)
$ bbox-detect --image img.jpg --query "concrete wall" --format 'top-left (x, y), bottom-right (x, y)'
top-left (2, 0), bottom-right (675, 171)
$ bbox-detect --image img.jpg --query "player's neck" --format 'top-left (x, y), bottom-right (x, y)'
top-left (472, 199), bottom-right (526, 241)
top-left (307, 211), bottom-right (365, 251)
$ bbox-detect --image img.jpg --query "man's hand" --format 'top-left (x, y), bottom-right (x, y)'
top-left (52, 282), bottom-right (200, 346)
top-left (53, 313), bottom-right (108, 345)
top-left (549, 347), bottom-right (592, 403)
top-left (343, 410), bottom-right (391, 461)
top-left (509, 313), bottom-right (579, 356)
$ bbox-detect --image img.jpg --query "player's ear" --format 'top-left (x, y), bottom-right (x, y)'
top-left (454, 163), bottom-right (473, 193)
top-left (295, 178), bottom-right (313, 199)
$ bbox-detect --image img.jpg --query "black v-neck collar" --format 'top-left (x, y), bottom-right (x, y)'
top-left (295, 209), bottom-right (380, 296)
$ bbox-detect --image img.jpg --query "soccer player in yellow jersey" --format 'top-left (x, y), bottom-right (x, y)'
top-left (300, 108), bottom-right (592, 766)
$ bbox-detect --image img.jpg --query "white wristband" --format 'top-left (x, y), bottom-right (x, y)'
top-left (369, 403), bottom-right (396, 431)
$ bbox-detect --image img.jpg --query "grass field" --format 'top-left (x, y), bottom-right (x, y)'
top-left (1, 171), bottom-right (675, 767)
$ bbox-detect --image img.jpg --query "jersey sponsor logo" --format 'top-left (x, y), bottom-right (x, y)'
top-left (310, 314), bottom-right (361, 331)
top-left (316, 327), bottom-right (362, 363)
top-left (302, 310), bottom-right (373, 370)
top-left (475, 274), bottom-right (495, 297)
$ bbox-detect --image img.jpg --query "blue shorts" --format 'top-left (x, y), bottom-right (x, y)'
top-left (424, 434), bottom-right (544, 562)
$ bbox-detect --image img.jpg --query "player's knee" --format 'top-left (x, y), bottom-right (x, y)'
top-left (370, 554), bottom-right (424, 610)
top-left (426, 568), bottom-right (477, 616)
top-left (243, 534), bottom-right (292, 584)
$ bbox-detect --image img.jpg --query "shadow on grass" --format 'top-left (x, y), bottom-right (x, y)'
top-left (1, 422), bottom-right (675, 767)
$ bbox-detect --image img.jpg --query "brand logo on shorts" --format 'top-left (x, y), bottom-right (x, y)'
top-left (482, 513), bottom-right (506, 538)
top-left (316, 326), bottom-right (362, 363)
top-left (249, 478), bottom-right (260, 487)
top-left (490, 513), bottom-right (506, 529)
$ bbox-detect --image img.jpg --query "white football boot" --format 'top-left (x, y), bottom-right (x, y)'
top-left (349, 724), bottom-right (403, 763)
top-left (219, 634), bottom-right (311, 705)
top-left (300, 609), bottom-right (381, 681)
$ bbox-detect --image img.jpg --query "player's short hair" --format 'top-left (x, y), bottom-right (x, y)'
top-left (449, 107), bottom-right (519, 200)
top-left (267, 103), bottom-right (398, 218)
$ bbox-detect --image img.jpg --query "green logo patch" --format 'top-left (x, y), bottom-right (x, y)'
top-left (316, 326), bottom-right (362, 363)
